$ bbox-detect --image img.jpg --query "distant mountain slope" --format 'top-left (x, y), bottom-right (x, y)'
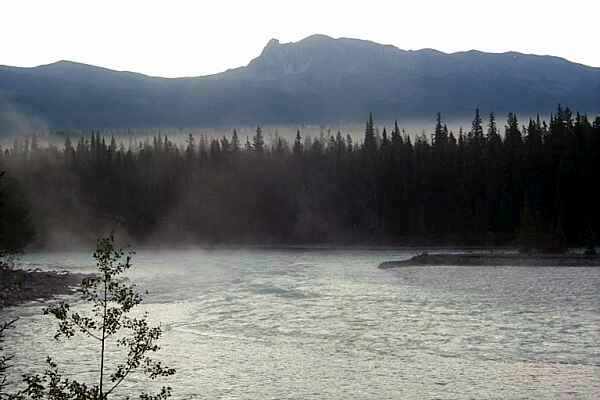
top-left (1, 34), bottom-right (599, 131)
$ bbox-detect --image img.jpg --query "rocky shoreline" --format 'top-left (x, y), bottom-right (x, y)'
top-left (379, 253), bottom-right (600, 269)
top-left (0, 268), bottom-right (90, 307)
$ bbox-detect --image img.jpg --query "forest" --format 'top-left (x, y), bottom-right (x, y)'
top-left (1, 105), bottom-right (599, 250)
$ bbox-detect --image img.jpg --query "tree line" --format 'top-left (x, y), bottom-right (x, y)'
top-left (1, 106), bottom-right (599, 250)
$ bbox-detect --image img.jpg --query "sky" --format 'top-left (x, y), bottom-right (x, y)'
top-left (2, 0), bottom-right (598, 77)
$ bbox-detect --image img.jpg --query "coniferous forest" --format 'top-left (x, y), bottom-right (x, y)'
top-left (1, 106), bottom-right (599, 250)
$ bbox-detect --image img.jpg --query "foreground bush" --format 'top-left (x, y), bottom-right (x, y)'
top-left (17, 235), bottom-right (175, 400)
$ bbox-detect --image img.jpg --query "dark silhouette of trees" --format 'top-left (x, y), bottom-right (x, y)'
top-left (0, 172), bottom-right (34, 253)
top-left (1, 106), bottom-right (599, 249)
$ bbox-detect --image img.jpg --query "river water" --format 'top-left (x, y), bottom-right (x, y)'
top-left (3, 248), bottom-right (600, 399)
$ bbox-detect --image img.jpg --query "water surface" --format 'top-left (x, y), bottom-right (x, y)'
top-left (3, 249), bottom-right (600, 399)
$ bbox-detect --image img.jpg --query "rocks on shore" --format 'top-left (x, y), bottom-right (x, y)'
top-left (0, 269), bottom-right (89, 307)
top-left (379, 252), bottom-right (600, 269)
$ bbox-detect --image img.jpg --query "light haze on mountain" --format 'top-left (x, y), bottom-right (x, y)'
top-left (0, 34), bottom-right (598, 131)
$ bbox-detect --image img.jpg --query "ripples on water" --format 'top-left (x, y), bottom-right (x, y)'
top-left (3, 249), bottom-right (600, 399)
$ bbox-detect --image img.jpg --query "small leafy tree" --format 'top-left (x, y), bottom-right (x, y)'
top-left (0, 318), bottom-right (17, 400)
top-left (0, 199), bottom-right (20, 399)
top-left (20, 235), bottom-right (174, 400)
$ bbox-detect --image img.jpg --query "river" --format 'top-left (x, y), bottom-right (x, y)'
top-left (3, 248), bottom-right (600, 399)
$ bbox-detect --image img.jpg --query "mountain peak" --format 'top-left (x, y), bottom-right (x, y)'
top-left (260, 38), bottom-right (281, 56)
top-left (34, 60), bottom-right (107, 73)
top-left (265, 38), bottom-right (280, 48)
top-left (38, 60), bottom-right (83, 68)
top-left (299, 34), bottom-right (335, 43)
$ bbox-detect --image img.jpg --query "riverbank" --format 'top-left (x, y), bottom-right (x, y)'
top-left (379, 253), bottom-right (600, 268)
top-left (0, 268), bottom-right (89, 307)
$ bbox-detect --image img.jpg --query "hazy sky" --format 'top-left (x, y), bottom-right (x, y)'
top-left (3, 0), bottom-right (598, 77)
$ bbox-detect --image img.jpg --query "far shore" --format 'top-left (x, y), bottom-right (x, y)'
top-left (0, 268), bottom-right (90, 308)
top-left (379, 252), bottom-right (600, 269)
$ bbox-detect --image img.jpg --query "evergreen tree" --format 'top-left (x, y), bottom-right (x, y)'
top-left (253, 125), bottom-right (265, 153)
top-left (231, 129), bottom-right (240, 153)
top-left (64, 136), bottom-right (75, 164)
top-left (433, 112), bottom-right (448, 148)
top-left (109, 136), bottom-right (117, 154)
top-left (381, 127), bottom-right (389, 148)
top-left (345, 134), bottom-right (353, 152)
top-left (391, 121), bottom-right (402, 149)
top-left (221, 136), bottom-right (231, 154)
top-left (274, 137), bottom-right (286, 155)
top-left (185, 134), bottom-right (195, 160)
top-left (293, 130), bottom-right (303, 156)
top-left (335, 131), bottom-right (345, 158)
top-left (487, 112), bottom-right (498, 139)
top-left (363, 113), bottom-right (377, 156)
top-left (505, 112), bottom-right (522, 150)
top-left (470, 108), bottom-right (484, 145)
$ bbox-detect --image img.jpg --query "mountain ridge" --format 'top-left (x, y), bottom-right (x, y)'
top-left (7, 34), bottom-right (600, 78)
top-left (0, 34), bottom-right (599, 132)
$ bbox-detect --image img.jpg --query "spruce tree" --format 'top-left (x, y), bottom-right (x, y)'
top-left (487, 112), bottom-right (498, 138)
top-left (345, 134), bottom-right (353, 152)
top-left (293, 130), bottom-right (303, 156)
top-left (470, 108), bottom-right (484, 145)
top-left (253, 125), bottom-right (265, 153)
top-left (335, 131), bottom-right (345, 157)
top-left (391, 121), bottom-right (402, 149)
top-left (505, 112), bottom-right (522, 149)
top-left (231, 129), bottom-right (240, 153)
top-left (185, 134), bottom-right (195, 160)
top-left (381, 127), bottom-right (389, 148)
top-left (363, 113), bottom-right (377, 156)
top-left (433, 112), bottom-right (448, 148)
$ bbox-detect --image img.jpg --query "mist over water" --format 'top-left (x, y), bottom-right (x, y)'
top-left (4, 249), bottom-right (600, 399)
